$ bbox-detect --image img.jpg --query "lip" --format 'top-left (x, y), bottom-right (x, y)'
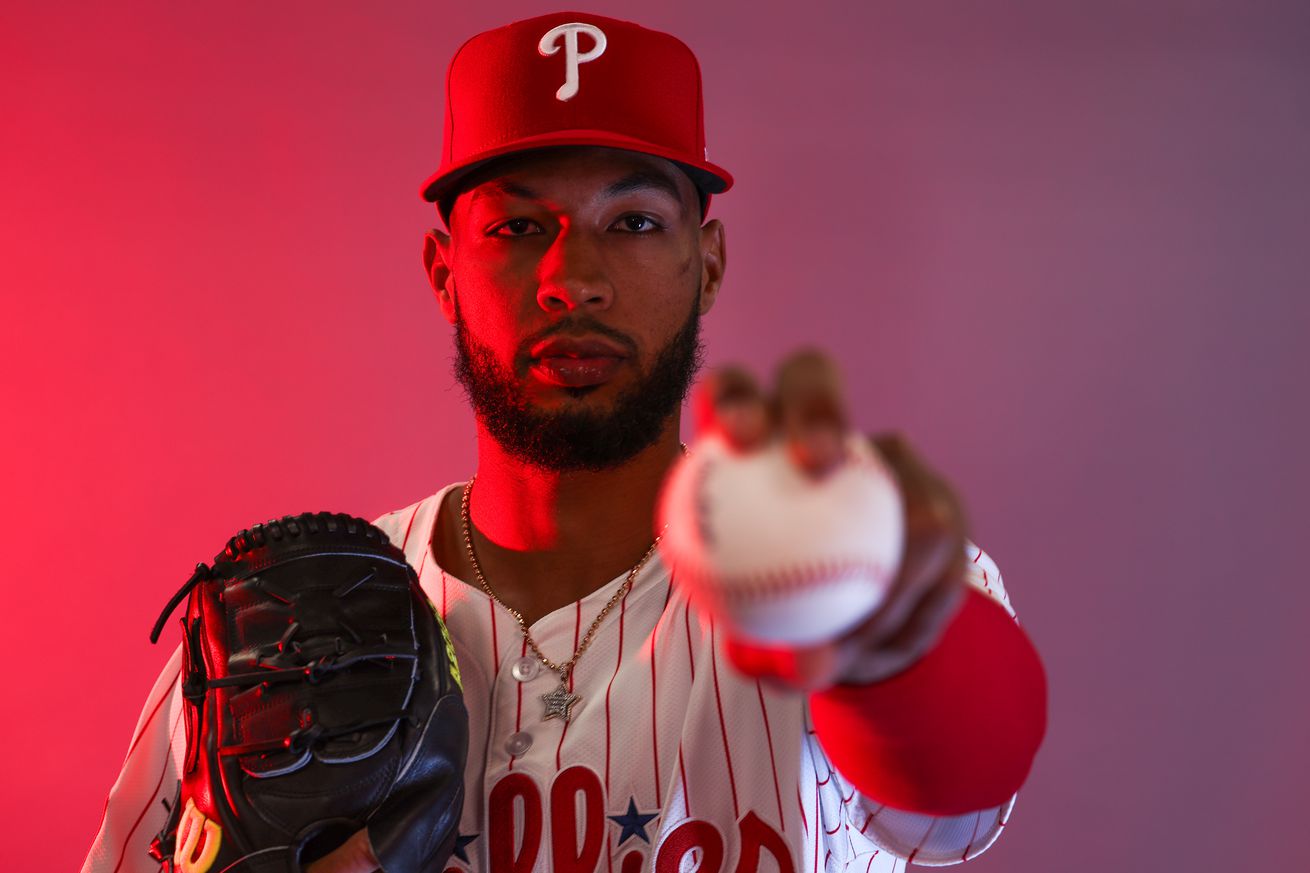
top-left (530, 355), bottom-right (626, 387)
top-left (529, 336), bottom-right (630, 359)
top-left (527, 335), bottom-right (630, 388)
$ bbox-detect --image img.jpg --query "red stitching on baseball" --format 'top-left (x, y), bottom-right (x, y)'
top-left (675, 558), bottom-right (891, 603)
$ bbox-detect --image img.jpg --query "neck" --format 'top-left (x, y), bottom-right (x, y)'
top-left (455, 416), bottom-right (684, 623)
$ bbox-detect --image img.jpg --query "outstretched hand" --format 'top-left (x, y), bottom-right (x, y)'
top-left (695, 350), bottom-right (970, 691)
top-left (303, 829), bottom-right (378, 873)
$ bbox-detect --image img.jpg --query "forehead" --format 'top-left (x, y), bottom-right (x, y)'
top-left (451, 146), bottom-right (696, 213)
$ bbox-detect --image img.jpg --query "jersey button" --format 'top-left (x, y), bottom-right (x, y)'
top-left (505, 731), bottom-right (533, 756)
top-left (511, 657), bottom-right (541, 682)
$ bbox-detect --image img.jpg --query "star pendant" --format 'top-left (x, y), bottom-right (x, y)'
top-left (541, 682), bottom-right (581, 722)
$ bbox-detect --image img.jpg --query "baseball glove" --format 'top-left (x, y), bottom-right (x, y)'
top-left (146, 512), bottom-right (467, 873)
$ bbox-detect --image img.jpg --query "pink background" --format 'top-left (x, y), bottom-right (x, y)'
top-left (4, 2), bottom-right (1307, 871)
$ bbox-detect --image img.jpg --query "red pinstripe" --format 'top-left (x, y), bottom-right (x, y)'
top-left (707, 618), bottom-right (739, 818)
top-left (962, 809), bottom-right (984, 860)
top-left (683, 597), bottom-right (696, 681)
top-left (555, 602), bottom-right (582, 770)
top-left (109, 711), bottom-right (183, 873)
top-left (440, 570), bottom-right (448, 621)
top-left (754, 679), bottom-right (784, 832)
top-left (488, 597), bottom-right (500, 673)
top-left (399, 503), bottom-right (421, 551)
top-left (649, 599), bottom-right (662, 800)
top-left (676, 582), bottom-right (696, 822)
top-left (810, 732), bottom-right (834, 787)
top-left (798, 786), bottom-right (808, 836)
top-left (678, 744), bottom-right (691, 818)
top-left (123, 666), bottom-right (181, 766)
top-left (812, 782), bottom-right (820, 873)
top-left (415, 533), bottom-right (429, 580)
top-left (603, 596), bottom-right (627, 793)
top-left (864, 851), bottom-right (878, 873)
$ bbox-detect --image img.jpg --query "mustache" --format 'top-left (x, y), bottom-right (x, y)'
top-left (515, 317), bottom-right (639, 363)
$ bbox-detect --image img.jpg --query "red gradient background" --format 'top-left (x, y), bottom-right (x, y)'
top-left (4, 2), bottom-right (1308, 871)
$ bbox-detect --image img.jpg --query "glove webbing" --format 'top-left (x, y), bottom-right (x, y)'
top-left (219, 712), bottom-right (414, 758)
top-left (208, 648), bottom-right (419, 690)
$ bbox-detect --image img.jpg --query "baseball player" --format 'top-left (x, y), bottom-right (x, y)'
top-left (83, 12), bottom-right (1046, 873)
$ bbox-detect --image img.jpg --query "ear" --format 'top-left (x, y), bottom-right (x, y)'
top-left (697, 219), bottom-right (727, 315)
top-left (423, 228), bottom-right (457, 324)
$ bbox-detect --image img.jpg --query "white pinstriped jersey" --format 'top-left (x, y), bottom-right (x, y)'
top-left (83, 483), bottom-right (1019, 873)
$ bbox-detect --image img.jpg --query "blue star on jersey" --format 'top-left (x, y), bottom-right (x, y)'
top-left (452, 832), bottom-right (478, 862)
top-left (608, 796), bottom-right (659, 845)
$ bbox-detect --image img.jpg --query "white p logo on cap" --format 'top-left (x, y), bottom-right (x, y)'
top-left (538, 22), bottom-right (607, 102)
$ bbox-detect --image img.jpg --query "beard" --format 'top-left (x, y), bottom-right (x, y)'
top-left (452, 295), bottom-right (705, 472)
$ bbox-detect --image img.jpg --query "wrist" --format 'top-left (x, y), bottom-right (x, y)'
top-left (809, 587), bottom-right (1047, 815)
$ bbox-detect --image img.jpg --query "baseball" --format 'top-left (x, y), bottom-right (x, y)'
top-left (658, 432), bottom-right (906, 647)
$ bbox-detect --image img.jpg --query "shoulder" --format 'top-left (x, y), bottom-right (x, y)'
top-left (370, 483), bottom-right (464, 549)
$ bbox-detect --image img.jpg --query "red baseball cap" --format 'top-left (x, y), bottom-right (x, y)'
top-left (419, 11), bottom-right (733, 213)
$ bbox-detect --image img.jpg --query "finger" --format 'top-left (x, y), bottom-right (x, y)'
top-left (837, 567), bottom-right (966, 684)
top-left (885, 569), bottom-right (967, 658)
top-left (852, 434), bottom-right (968, 642)
top-left (175, 798), bottom-right (204, 867)
top-left (724, 635), bottom-right (846, 692)
top-left (773, 349), bottom-right (849, 476)
top-left (304, 828), bottom-right (380, 873)
top-left (174, 803), bottom-right (196, 862)
top-left (861, 508), bottom-right (964, 645)
top-left (694, 365), bottom-right (769, 450)
top-left (193, 820), bottom-right (222, 873)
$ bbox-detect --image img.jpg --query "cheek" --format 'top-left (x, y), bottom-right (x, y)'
top-left (454, 283), bottom-right (531, 363)
top-left (452, 255), bottom-right (539, 348)
top-left (606, 243), bottom-right (698, 306)
top-left (468, 311), bottom-right (519, 353)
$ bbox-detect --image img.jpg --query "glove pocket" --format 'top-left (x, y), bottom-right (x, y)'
top-left (241, 748), bottom-right (403, 839)
top-left (227, 658), bottom-right (416, 777)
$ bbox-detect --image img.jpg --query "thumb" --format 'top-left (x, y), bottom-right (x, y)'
top-left (723, 635), bottom-right (846, 692)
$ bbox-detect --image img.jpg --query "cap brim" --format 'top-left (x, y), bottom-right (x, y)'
top-left (419, 129), bottom-right (733, 204)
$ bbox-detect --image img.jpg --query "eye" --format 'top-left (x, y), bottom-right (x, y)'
top-left (489, 218), bottom-right (544, 237)
top-left (611, 214), bottom-right (663, 233)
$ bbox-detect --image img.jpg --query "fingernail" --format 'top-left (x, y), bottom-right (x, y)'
top-left (718, 401), bottom-right (768, 451)
top-left (789, 425), bottom-right (847, 476)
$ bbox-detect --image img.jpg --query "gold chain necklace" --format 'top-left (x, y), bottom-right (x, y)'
top-left (460, 475), bottom-right (667, 723)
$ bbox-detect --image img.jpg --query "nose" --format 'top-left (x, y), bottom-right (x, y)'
top-left (536, 226), bottom-right (614, 312)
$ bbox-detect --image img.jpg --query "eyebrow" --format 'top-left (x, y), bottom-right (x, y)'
top-left (603, 171), bottom-right (685, 208)
top-left (472, 179), bottom-right (541, 202)
top-left (467, 170), bottom-right (686, 211)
